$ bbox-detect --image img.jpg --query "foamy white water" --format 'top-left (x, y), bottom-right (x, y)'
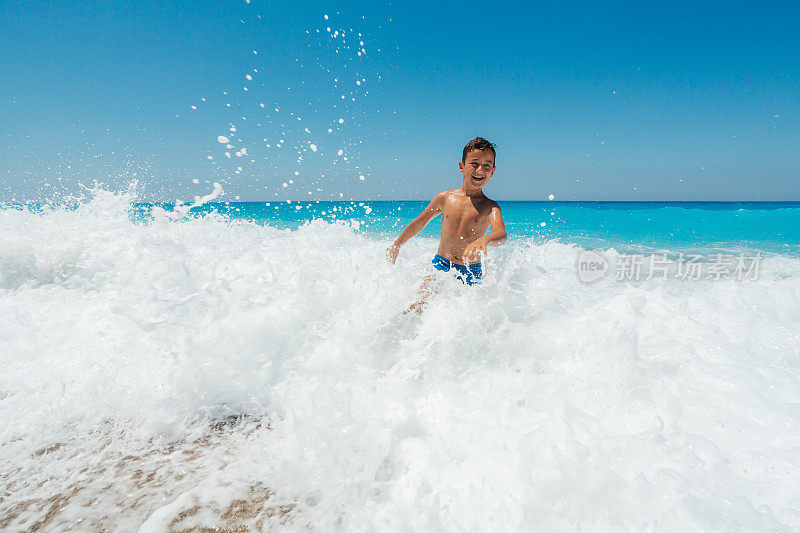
top-left (1, 189), bottom-right (799, 530)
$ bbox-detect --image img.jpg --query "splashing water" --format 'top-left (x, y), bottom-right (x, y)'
top-left (184, 7), bottom-right (391, 207)
top-left (1, 188), bottom-right (800, 530)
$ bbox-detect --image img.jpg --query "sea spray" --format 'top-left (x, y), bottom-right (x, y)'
top-left (184, 8), bottom-right (392, 206)
top-left (1, 190), bottom-right (800, 529)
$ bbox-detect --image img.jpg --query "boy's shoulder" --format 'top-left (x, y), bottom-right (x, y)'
top-left (432, 189), bottom-right (463, 207)
top-left (483, 196), bottom-right (501, 208)
top-left (482, 197), bottom-right (502, 215)
top-left (430, 189), bottom-right (455, 207)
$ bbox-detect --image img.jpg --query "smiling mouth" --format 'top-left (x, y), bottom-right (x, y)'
top-left (473, 176), bottom-right (484, 181)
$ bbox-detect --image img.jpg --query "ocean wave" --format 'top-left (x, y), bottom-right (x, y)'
top-left (1, 189), bottom-right (800, 530)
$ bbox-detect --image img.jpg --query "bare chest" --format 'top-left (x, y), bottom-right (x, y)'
top-left (441, 197), bottom-right (490, 230)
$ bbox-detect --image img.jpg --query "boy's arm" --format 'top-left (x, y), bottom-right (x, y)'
top-left (463, 203), bottom-right (507, 263)
top-left (386, 193), bottom-right (445, 263)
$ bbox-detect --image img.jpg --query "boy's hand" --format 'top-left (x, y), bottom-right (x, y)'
top-left (463, 237), bottom-right (487, 263)
top-left (386, 244), bottom-right (400, 264)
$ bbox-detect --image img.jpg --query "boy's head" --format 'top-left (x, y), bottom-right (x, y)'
top-left (462, 137), bottom-right (496, 166)
top-left (459, 137), bottom-right (496, 190)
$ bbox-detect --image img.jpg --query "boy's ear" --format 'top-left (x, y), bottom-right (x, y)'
top-left (458, 160), bottom-right (464, 172)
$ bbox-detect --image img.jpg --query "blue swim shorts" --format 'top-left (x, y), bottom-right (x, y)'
top-left (432, 254), bottom-right (482, 285)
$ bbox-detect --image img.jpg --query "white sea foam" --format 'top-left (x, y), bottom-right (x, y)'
top-left (1, 189), bottom-right (799, 530)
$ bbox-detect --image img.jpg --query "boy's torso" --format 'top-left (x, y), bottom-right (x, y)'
top-left (436, 189), bottom-right (495, 264)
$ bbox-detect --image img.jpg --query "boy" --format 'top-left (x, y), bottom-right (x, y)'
top-left (386, 137), bottom-right (507, 312)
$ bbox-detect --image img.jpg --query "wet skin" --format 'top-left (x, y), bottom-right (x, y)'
top-left (436, 189), bottom-right (499, 263)
top-left (387, 148), bottom-right (507, 265)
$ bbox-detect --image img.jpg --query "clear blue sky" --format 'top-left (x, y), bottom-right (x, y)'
top-left (1, 0), bottom-right (798, 202)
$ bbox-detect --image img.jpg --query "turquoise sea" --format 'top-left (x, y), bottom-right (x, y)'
top-left (135, 200), bottom-right (800, 255)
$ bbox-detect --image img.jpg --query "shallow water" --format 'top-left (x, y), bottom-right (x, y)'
top-left (1, 189), bottom-right (799, 530)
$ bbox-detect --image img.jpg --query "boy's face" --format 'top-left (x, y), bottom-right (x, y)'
top-left (458, 149), bottom-right (496, 189)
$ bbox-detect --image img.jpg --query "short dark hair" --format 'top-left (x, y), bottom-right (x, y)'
top-left (462, 137), bottom-right (497, 165)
